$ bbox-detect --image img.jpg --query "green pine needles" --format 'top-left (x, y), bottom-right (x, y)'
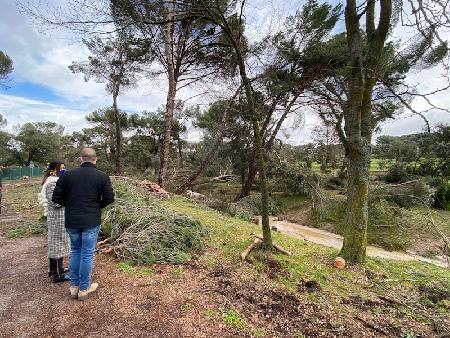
top-left (102, 179), bottom-right (208, 264)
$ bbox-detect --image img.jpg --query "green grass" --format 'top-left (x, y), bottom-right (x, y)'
top-left (180, 302), bottom-right (193, 312)
top-left (252, 329), bottom-right (266, 337)
top-left (1, 183), bottom-right (43, 218)
top-left (5, 221), bottom-right (47, 239)
top-left (222, 309), bottom-right (246, 331)
top-left (163, 196), bottom-right (450, 294)
top-left (117, 262), bottom-right (154, 277)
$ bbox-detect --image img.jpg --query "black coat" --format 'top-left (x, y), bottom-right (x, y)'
top-left (52, 162), bottom-right (115, 229)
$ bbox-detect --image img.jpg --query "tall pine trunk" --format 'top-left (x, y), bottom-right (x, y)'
top-left (340, 0), bottom-right (391, 263)
top-left (236, 56), bottom-right (272, 248)
top-left (112, 91), bottom-right (124, 175)
top-left (240, 94), bottom-right (298, 199)
top-left (159, 0), bottom-right (175, 188)
top-left (340, 149), bottom-right (369, 262)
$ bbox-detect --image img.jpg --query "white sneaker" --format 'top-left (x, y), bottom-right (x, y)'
top-left (69, 286), bottom-right (79, 299)
top-left (77, 283), bottom-right (99, 301)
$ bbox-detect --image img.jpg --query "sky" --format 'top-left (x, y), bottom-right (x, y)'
top-left (1, 0), bottom-right (449, 144)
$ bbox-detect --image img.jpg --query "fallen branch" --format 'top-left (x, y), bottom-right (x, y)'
top-left (355, 314), bottom-right (389, 336)
top-left (241, 237), bottom-right (262, 260)
top-left (100, 247), bottom-right (114, 254)
top-left (253, 234), bottom-right (292, 256)
top-left (97, 238), bottom-right (111, 247)
top-left (390, 179), bottom-right (421, 187)
top-left (379, 295), bottom-right (404, 306)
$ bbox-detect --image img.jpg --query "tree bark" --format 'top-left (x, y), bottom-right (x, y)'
top-left (240, 159), bottom-right (256, 198)
top-left (339, 0), bottom-right (392, 263)
top-left (340, 149), bottom-right (369, 262)
top-left (112, 90), bottom-right (124, 175)
top-left (237, 58), bottom-right (272, 248)
top-left (159, 0), bottom-right (176, 188)
top-left (176, 134), bottom-right (183, 166)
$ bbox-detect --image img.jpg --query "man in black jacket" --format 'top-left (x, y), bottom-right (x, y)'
top-left (52, 148), bottom-right (114, 300)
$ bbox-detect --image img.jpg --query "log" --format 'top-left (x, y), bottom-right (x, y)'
top-left (241, 238), bottom-right (262, 261)
top-left (253, 234), bottom-right (292, 256)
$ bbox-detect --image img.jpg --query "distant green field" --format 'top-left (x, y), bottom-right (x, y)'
top-left (370, 158), bottom-right (396, 172)
top-left (301, 159), bottom-right (396, 173)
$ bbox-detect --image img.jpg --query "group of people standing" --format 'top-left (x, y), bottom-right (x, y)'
top-left (38, 148), bottom-right (115, 300)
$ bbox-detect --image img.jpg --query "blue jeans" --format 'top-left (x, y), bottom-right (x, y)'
top-left (66, 225), bottom-right (100, 291)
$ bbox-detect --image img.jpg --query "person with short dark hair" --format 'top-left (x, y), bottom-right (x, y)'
top-left (39, 161), bottom-right (70, 283)
top-left (52, 148), bottom-right (115, 300)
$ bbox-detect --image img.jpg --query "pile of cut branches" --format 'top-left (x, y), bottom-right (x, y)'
top-left (99, 178), bottom-right (208, 264)
top-left (112, 176), bottom-right (170, 198)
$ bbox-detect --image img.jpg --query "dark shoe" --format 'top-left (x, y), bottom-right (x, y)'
top-left (52, 274), bottom-right (70, 283)
top-left (48, 258), bottom-right (56, 278)
top-left (51, 257), bottom-right (70, 283)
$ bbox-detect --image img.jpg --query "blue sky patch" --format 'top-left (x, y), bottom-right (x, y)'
top-left (2, 81), bottom-right (66, 105)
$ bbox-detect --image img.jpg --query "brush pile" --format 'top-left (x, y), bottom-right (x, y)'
top-left (112, 176), bottom-right (170, 198)
top-left (100, 178), bottom-right (208, 264)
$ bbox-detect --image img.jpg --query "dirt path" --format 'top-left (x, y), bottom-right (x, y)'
top-left (0, 214), bottom-right (243, 338)
top-left (270, 218), bottom-right (449, 267)
top-left (0, 236), bottom-right (180, 337)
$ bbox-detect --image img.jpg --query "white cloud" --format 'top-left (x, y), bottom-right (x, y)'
top-left (0, 94), bottom-right (88, 132)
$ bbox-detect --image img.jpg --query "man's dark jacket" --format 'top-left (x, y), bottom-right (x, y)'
top-left (52, 162), bottom-right (115, 229)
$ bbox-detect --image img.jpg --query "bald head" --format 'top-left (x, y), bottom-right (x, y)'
top-left (80, 147), bottom-right (97, 163)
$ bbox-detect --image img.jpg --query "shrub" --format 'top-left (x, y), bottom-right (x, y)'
top-left (225, 202), bottom-right (252, 221)
top-left (384, 163), bottom-right (414, 183)
top-left (235, 194), bottom-right (282, 216)
top-left (204, 199), bottom-right (252, 221)
top-left (425, 177), bottom-right (450, 209)
top-left (367, 199), bottom-right (414, 251)
top-left (273, 162), bottom-right (321, 195)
